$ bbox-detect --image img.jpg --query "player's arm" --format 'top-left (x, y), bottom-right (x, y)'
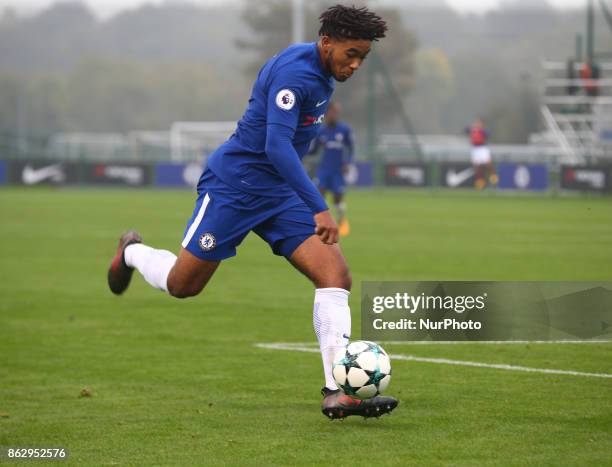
top-left (265, 85), bottom-right (338, 244)
top-left (345, 127), bottom-right (355, 165)
top-left (266, 126), bottom-right (337, 244)
top-left (306, 130), bottom-right (322, 156)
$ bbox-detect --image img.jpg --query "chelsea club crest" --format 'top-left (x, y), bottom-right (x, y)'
top-left (198, 232), bottom-right (216, 252)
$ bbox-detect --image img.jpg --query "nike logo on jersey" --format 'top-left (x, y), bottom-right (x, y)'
top-left (446, 168), bottom-right (475, 187)
top-left (316, 99), bottom-right (327, 107)
top-left (22, 164), bottom-right (65, 185)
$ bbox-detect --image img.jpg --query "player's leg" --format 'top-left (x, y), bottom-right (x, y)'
top-left (332, 192), bottom-right (345, 222)
top-left (122, 240), bottom-right (179, 293)
top-left (108, 232), bottom-right (219, 298)
top-left (288, 235), bottom-right (352, 389)
top-left (254, 203), bottom-right (351, 389)
top-left (165, 247), bottom-right (220, 298)
top-left (289, 237), bottom-right (397, 418)
top-left (474, 164), bottom-right (486, 189)
top-left (487, 161), bottom-right (498, 185)
top-left (108, 170), bottom-right (247, 298)
top-left (254, 203), bottom-right (397, 418)
top-left (333, 191), bottom-right (350, 236)
top-left (329, 172), bottom-right (346, 223)
top-left (290, 237), bottom-right (352, 386)
top-left (317, 171), bottom-right (331, 199)
top-left (472, 147), bottom-right (486, 189)
top-left (108, 188), bottom-right (222, 298)
top-left (289, 235), bottom-right (351, 288)
top-left (475, 146), bottom-right (496, 187)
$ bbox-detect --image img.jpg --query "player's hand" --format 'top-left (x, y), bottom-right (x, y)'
top-left (314, 210), bottom-right (339, 245)
top-left (342, 163), bottom-right (349, 175)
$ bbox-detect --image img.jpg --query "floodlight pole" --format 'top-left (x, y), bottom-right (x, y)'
top-left (598, 0), bottom-right (612, 37)
top-left (586, 0), bottom-right (594, 63)
top-left (575, 34), bottom-right (583, 62)
top-left (17, 80), bottom-right (28, 156)
top-left (366, 57), bottom-right (376, 161)
top-left (373, 52), bottom-right (423, 161)
top-left (292, 0), bottom-right (304, 44)
top-left (366, 55), bottom-right (379, 184)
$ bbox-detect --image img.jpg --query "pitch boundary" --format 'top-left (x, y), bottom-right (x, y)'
top-left (373, 340), bottom-right (612, 345)
top-left (255, 342), bottom-right (612, 379)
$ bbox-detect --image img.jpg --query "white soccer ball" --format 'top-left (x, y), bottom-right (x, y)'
top-left (332, 340), bottom-right (392, 399)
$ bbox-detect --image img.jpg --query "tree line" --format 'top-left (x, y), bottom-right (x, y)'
top-left (1, 0), bottom-right (609, 148)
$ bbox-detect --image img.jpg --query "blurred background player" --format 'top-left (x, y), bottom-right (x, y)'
top-left (580, 58), bottom-right (600, 98)
top-left (466, 118), bottom-right (497, 189)
top-left (309, 102), bottom-right (354, 236)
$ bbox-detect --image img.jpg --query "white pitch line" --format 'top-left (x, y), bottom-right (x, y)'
top-left (255, 343), bottom-right (612, 379)
top-left (377, 340), bottom-right (612, 345)
top-left (259, 340), bottom-right (612, 346)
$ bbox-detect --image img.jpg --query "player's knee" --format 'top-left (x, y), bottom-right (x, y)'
top-left (319, 265), bottom-right (351, 291)
top-left (339, 268), bottom-right (352, 291)
top-left (167, 279), bottom-right (203, 299)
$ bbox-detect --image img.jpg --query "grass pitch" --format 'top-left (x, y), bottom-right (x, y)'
top-left (1, 188), bottom-right (611, 466)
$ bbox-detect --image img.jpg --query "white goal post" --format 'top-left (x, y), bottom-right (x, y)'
top-left (170, 121), bottom-right (236, 162)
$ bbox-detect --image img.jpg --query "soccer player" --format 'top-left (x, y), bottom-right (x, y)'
top-left (107, 5), bottom-right (397, 420)
top-left (466, 118), bottom-right (497, 189)
top-left (309, 101), bottom-right (354, 236)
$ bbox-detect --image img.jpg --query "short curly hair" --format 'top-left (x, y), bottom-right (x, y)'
top-left (319, 4), bottom-right (387, 42)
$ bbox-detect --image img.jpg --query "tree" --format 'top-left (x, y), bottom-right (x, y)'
top-left (483, 73), bottom-right (540, 143)
top-left (405, 47), bottom-right (455, 133)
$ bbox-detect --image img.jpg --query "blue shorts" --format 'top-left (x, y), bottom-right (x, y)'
top-left (181, 169), bottom-right (316, 261)
top-left (316, 170), bottom-right (345, 195)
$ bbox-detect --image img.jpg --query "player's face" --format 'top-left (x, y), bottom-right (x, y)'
top-left (321, 37), bottom-right (372, 82)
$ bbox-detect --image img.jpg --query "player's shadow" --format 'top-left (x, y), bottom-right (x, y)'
top-left (318, 416), bottom-right (414, 429)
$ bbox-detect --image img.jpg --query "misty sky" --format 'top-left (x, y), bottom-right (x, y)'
top-left (0, 0), bottom-right (589, 18)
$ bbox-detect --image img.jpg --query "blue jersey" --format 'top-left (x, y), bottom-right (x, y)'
top-left (205, 42), bottom-right (334, 214)
top-left (312, 122), bottom-right (354, 175)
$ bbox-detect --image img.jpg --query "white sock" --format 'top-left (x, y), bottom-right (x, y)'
top-left (313, 288), bottom-right (351, 390)
top-left (334, 202), bottom-right (346, 221)
top-left (124, 244), bottom-right (176, 292)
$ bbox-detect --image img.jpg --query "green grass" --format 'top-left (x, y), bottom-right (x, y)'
top-left (0, 188), bottom-right (611, 466)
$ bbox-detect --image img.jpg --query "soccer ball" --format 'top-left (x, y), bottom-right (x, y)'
top-left (332, 340), bottom-right (391, 399)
